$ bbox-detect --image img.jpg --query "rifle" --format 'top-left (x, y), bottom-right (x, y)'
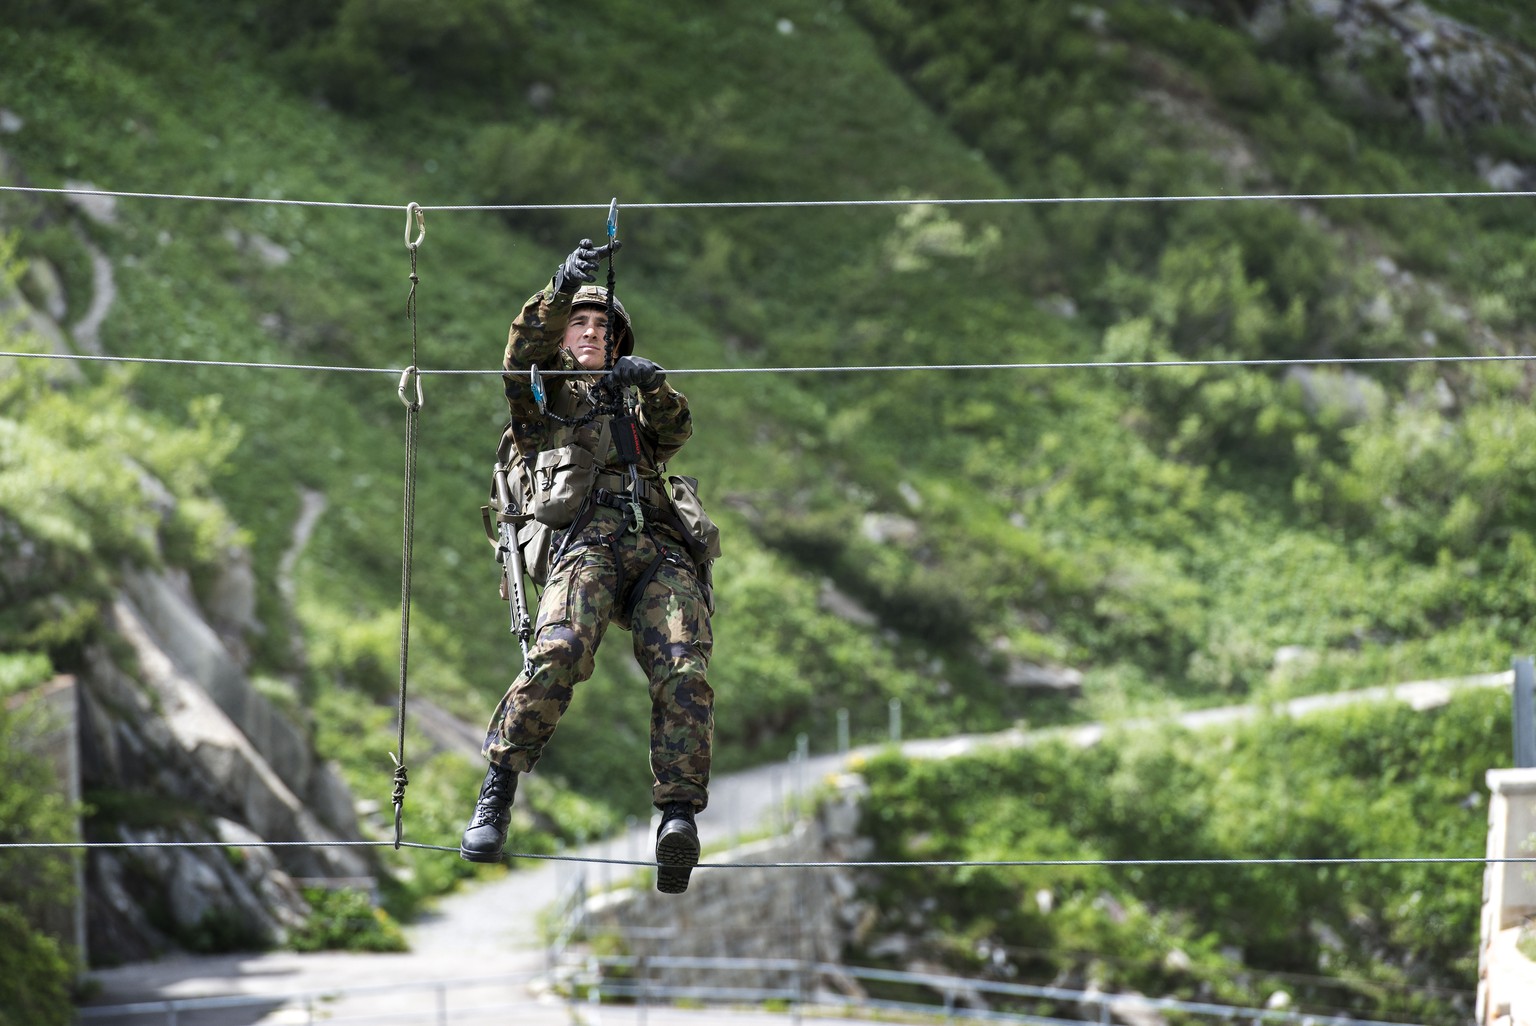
top-left (493, 462), bottom-right (534, 662)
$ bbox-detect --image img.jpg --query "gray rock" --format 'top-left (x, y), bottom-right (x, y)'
top-left (861, 511), bottom-right (920, 545)
top-left (818, 579), bottom-right (879, 628)
top-left (62, 180), bottom-right (118, 227)
top-left (1002, 660), bottom-right (1084, 693)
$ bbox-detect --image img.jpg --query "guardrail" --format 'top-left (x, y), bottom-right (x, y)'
top-left (566, 954), bottom-right (1436, 1026)
top-left (76, 971), bottom-right (540, 1025)
top-left (80, 955), bottom-right (1437, 1026)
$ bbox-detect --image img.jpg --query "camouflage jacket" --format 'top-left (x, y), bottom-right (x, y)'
top-left (499, 284), bottom-right (693, 487)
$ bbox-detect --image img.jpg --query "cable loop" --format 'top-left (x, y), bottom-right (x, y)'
top-left (389, 751), bottom-right (409, 849)
top-left (397, 365), bottom-right (423, 409)
top-left (403, 202), bottom-right (425, 251)
top-left (390, 216), bottom-right (426, 853)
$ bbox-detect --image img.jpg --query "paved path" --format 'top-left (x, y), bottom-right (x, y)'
top-left (80, 671), bottom-right (1511, 1024)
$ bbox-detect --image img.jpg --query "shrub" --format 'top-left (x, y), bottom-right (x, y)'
top-left (290, 887), bottom-right (406, 953)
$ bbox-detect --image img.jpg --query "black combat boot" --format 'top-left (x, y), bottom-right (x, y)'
top-left (654, 801), bottom-right (700, 894)
top-left (459, 762), bottom-right (517, 863)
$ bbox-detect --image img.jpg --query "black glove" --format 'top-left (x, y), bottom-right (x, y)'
top-left (607, 355), bottom-right (665, 391)
top-left (553, 238), bottom-right (621, 293)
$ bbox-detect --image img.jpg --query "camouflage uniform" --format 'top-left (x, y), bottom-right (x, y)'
top-left (482, 285), bottom-right (715, 810)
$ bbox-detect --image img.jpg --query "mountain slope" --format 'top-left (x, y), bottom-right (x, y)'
top-left (1, 0), bottom-right (1533, 969)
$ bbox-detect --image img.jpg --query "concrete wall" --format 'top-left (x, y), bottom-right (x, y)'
top-left (1480, 769), bottom-right (1536, 1026)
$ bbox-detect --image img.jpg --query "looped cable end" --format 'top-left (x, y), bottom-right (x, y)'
top-left (404, 202), bottom-right (426, 251)
top-left (398, 365), bottom-right (424, 410)
top-left (388, 751), bottom-right (409, 849)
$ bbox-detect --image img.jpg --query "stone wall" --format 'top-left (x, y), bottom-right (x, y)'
top-left (574, 775), bottom-right (872, 1000)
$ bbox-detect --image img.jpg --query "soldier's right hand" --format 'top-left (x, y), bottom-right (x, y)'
top-left (555, 238), bottom-right (621, 293)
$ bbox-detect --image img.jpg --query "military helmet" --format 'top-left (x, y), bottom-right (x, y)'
top-left (569, 284), bottom-right (635, 359)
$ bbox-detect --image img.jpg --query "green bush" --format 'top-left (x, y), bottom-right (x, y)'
top-left (290, 887), bottom-right (406, 953)
top-left (0, 904), bottom-right (72, 1026)
top-left (0, 705), bottom-right (78, 1024)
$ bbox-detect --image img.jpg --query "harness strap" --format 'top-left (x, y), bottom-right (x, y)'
top-left (621, 551), bottom-right (668, 623)
top-left (606, 532), bottom-right (628, 614)
top-left (549, 500), bottom-right (682, 625)
top-left (550, 497), bottom-right (598, 570)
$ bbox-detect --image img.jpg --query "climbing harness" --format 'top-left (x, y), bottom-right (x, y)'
top-left (391, 202), bottom-right (427, 850)
top-left (497, 197), bottom-right (706, 634)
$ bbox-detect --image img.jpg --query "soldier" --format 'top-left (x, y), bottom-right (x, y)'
top-left (460, 238), bottom-right (718, 895)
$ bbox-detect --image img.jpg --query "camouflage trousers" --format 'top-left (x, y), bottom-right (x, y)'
top-left (483, 506), bottom-right (715, 810)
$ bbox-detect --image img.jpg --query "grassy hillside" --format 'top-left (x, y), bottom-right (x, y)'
top-left (1, 0), bottom-right (1532, 932)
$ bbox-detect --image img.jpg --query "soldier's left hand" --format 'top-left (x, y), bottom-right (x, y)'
top-left (608, 355), bottom-right (665, 391)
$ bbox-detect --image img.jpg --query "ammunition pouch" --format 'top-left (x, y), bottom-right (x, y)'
top-left (530, 444), bottom-right (598, 528)
top-left (667, 475), bottom-right (722, 564)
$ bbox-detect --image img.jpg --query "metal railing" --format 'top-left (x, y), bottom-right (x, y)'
top-left (566, 955), bottom-right (1438, 1026)
top-left (76, 955), bottom-right (1440, 1026)
top-left (76, 971), bottom-right (540, 1025)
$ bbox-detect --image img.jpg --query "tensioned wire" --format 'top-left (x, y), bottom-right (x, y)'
top-left (0, 838), bottom-right (1519, 870)
top-left (1, 183), bottom-right (1524, 875)
top-left (1, 349), bottom-right (1534, 375)
top-left (5, 183), bottom-right (1536, 210)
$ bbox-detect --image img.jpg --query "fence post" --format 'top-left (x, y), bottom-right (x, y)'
top-left (1515, 657), bottom-right (1535, 768)
top-left (637, 954), bottom-right (648, 1026)
top-left (796, 733), bottom-right (810, 806)
top-left (888, 698), bottom-right (902, 743)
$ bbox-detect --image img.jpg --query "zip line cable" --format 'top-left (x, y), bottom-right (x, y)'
top-left (2, 348), bottom-right (1534, 376)
top-left (2, 186), bottom-right (1529, 873)
top-left (0, 837), bottom-right (1523, 870)
top-left (6, 182), bottom-right (1536, 211)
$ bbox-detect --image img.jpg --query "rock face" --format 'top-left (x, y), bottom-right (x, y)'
top-left (1260, 0), bottom-right (1536, 144)
top-left (77, 567), bottom-right (373, 963)
top-left (0, 178), bottom-right (373, 964)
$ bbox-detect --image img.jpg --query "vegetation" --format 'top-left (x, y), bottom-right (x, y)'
top-left (853, 686), bottom-right (1507, 1024)
top-left (0, 707), bottom-right (79, 1025)
top-left (0, 0), bottom-right (1530, 996)
top-left (289, 886), bottom-right (407, 953)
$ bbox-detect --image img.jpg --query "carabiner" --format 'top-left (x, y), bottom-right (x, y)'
top-left (530, 364), bottom-right (547, 413)
top-left (397, 365), bottom-right (424, 409)
top-left (606, 197), bottom-right (619, 242)
top-left (404, 202), bottom-right (426, 252)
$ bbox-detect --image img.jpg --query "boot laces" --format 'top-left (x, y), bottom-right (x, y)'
top-left (471, 768), bottom-right (514, 826)
top-left (662, 801), bottom-right (695, 826)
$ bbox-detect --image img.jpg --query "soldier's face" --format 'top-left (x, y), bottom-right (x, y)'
top-left (564, 307), bottom-right (611, 370)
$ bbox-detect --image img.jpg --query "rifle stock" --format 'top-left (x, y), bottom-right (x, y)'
top-left (493, 463), bottom-right (535, 660)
